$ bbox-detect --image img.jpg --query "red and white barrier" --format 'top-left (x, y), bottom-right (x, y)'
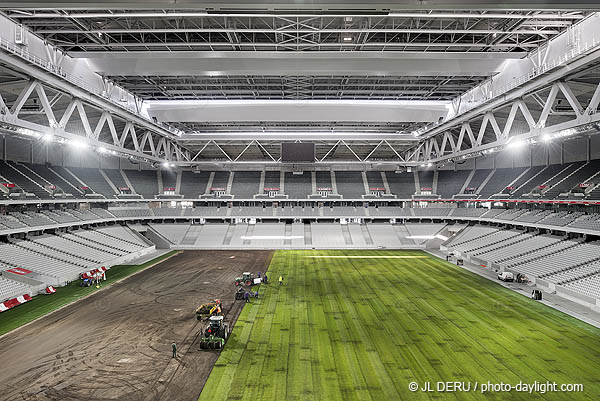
top-left (0, 293), bottom-right (32, 313)
top-left (80, 266), bottom-right (108, 280)
top-left (46, 286), bottom-right (56, 294)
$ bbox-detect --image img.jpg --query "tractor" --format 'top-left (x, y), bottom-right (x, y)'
top-left (234, 272), bottom-right (254, 286)
top-left (199, 315), bottom-right (230, 350)
top-left (195, 299), bottom-right (222, 320)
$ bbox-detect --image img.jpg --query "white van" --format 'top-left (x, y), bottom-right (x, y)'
top-left (497, 272), bottom-right (514, 282)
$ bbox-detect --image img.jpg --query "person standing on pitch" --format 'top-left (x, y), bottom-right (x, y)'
top-left (278, 275), bottom-right (283, 286)
top-left (172, 342), bottom-right (177, 358)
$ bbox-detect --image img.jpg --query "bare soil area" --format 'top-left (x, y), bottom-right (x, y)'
top-left (0, 250), bottom-right (273, 401)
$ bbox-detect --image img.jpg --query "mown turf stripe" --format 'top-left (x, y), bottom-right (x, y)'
top-left (199, 250), bottom-right (600, 401)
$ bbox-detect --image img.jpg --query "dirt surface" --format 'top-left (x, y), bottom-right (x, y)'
top-left (0, 250), bottom-right (274, 401)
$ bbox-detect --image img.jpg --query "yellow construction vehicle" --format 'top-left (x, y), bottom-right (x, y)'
top-left (195, 299), bottom-right (222, 320)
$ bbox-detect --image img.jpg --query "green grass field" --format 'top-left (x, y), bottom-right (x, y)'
top-left (199, 249), bottom-right (600, 401)
top-left (0, 250), bottom-right (177, 337)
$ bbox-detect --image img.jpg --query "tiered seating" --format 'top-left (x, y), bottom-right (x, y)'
top-left (450, 208), bottom-right (487, 217)
top-left (470, 232), bottom-right (533, 258)
top-left (26, 163), bottom-right (77, 196)
top-left (498, 239), bottom-right (578, 269)
top-left (517, 164), bottom-right (565, 196)
top-left (543, 260), bottom-right (600, 285)
top-left (479, 168), bottom-right (526, 197)
top-left (0, 161), bottom-right (52, 199)
top-left (405, 223), bottom-right (445, 244)
top-left (323, 207), bottom-right (365, 217)
top-left (540, 212), bottom-right (582, 227)
top-left (150, 224), bottom-right (189, 244)
top-left (184, 207), bottom-right (228, 217)
top-left (448, 225), bottom-right (499, 247)
top-left (161, 169), bottom-right (178, 194)
top-left (122, 170), bottom-right (159, 198)
top-left (508, 166), bottom-right (544, 198)
top-left (476, 234), bottom-right (556, 263)
top-left (41, 210), bottom-right (79, 224)
top-left (568, 214), bottom-right (600, 231)
top-left (463, 169), bottom-right (491, 195)
top-left (369, 207), bottom-right (412, 217)
top-left (563, 274), bottom-right (600, 299)
top-left (508, 242), bottom-right (600, 278)
top-left (230, 171), bottom-right (260, 198)
top-left (0, 215), bottom-right (27, 230)
top-left (102, 169), bottom-right (130, 194)
top-left (412, 207), bottom-right (452, 217)
top-left (284, 172), bottom-right (312, 199)
top-left (385, 172), bottom-right (415, 198)
top-left (93, 225), bottom-right (148, 248)
top-left (481, 209), bottom-right (505, 218)
top-left (436, 170), bottom-right (470, 198)
top-left (495, 209), bottom-right (528, 221)
top-left (0, 242), bottom-right (87, 284)
top-left (231, 206), bottom-right (271, 216)
top-left (13, 212), bottom-right (54, 227)
top-left (15, 237), bottom-right (97, 266)
top-left (52, 166), bottom-right (88, 194)
top-left (544, 161), bottom-right (600, 198)
top-left (179, 171), bottom-right (210, 198)
top-left (0, 276), bottom-right (32, 302)
top-left (71, 209), bottom-right (101, 221)
top-left (452, 229), bottom-right (521, 253)
top-left (310, 223), bottom-right (346, 247)
top-left (68, 167), bottom-right (115, 198)
top-left (73, 229), bottom-right (144, 253)
top-left (494, 235), bottom-right (562, 264)
top-left (91, 208), bottom-right (115, 219)
top-left (55, 233), bottom-right (125, 259)
top-left (514, 210), bottom-right (552, 223)
top-left (109, 208), bottom-right (153, 218)
top-left (152, 207), bottom-right (184, 217)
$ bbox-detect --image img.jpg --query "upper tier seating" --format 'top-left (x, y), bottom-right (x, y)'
top-left (122, 170), bottom-right (159, 198)
top-left (231, 171), bottom-right (261, 198)
top-left (1, 161), bottom-right (600, 200)
top-left (68, 167), bottom-right (115, 198)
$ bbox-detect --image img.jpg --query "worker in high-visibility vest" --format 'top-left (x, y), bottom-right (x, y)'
top-left (278, 275), bottom-right (283, 286)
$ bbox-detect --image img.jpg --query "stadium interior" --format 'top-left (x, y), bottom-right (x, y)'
top-left (1, 1), bottom-right (600, 400)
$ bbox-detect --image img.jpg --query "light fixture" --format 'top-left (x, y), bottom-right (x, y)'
top-left (69, 139), bottom-right (88, 149)
top-left (42, 133), bottom-right (53, 142)
top-left (162, 161), bottom-right (170, 168)
top-left (97, 147), bottom-right (107, 153)
top-left (507, 140), bottom-right (525, 149)
top-left (342, 36), bottom-right (353, 42)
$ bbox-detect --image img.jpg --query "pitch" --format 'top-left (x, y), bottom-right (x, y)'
top-left (200, 249), bottom-right (600, 401)
top-left (0, 250), bottom-right (273, 401)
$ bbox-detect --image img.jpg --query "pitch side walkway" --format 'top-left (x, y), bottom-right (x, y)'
top-left (427, 249), bottom-right (600, 330)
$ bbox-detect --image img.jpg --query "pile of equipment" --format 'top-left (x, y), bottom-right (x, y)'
top-left (195, 299), bottom-right (222, 320)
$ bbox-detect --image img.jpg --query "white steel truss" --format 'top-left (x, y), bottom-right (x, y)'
top-left (403, 78), bottom-right (600, 164)
top-left (0, 78), bottom-right (190, 163)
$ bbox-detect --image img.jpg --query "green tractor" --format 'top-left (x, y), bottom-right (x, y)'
top-left (234, 272), bottom-right (254, 287)
top-left (199, 315), bottom-right (230, 350)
